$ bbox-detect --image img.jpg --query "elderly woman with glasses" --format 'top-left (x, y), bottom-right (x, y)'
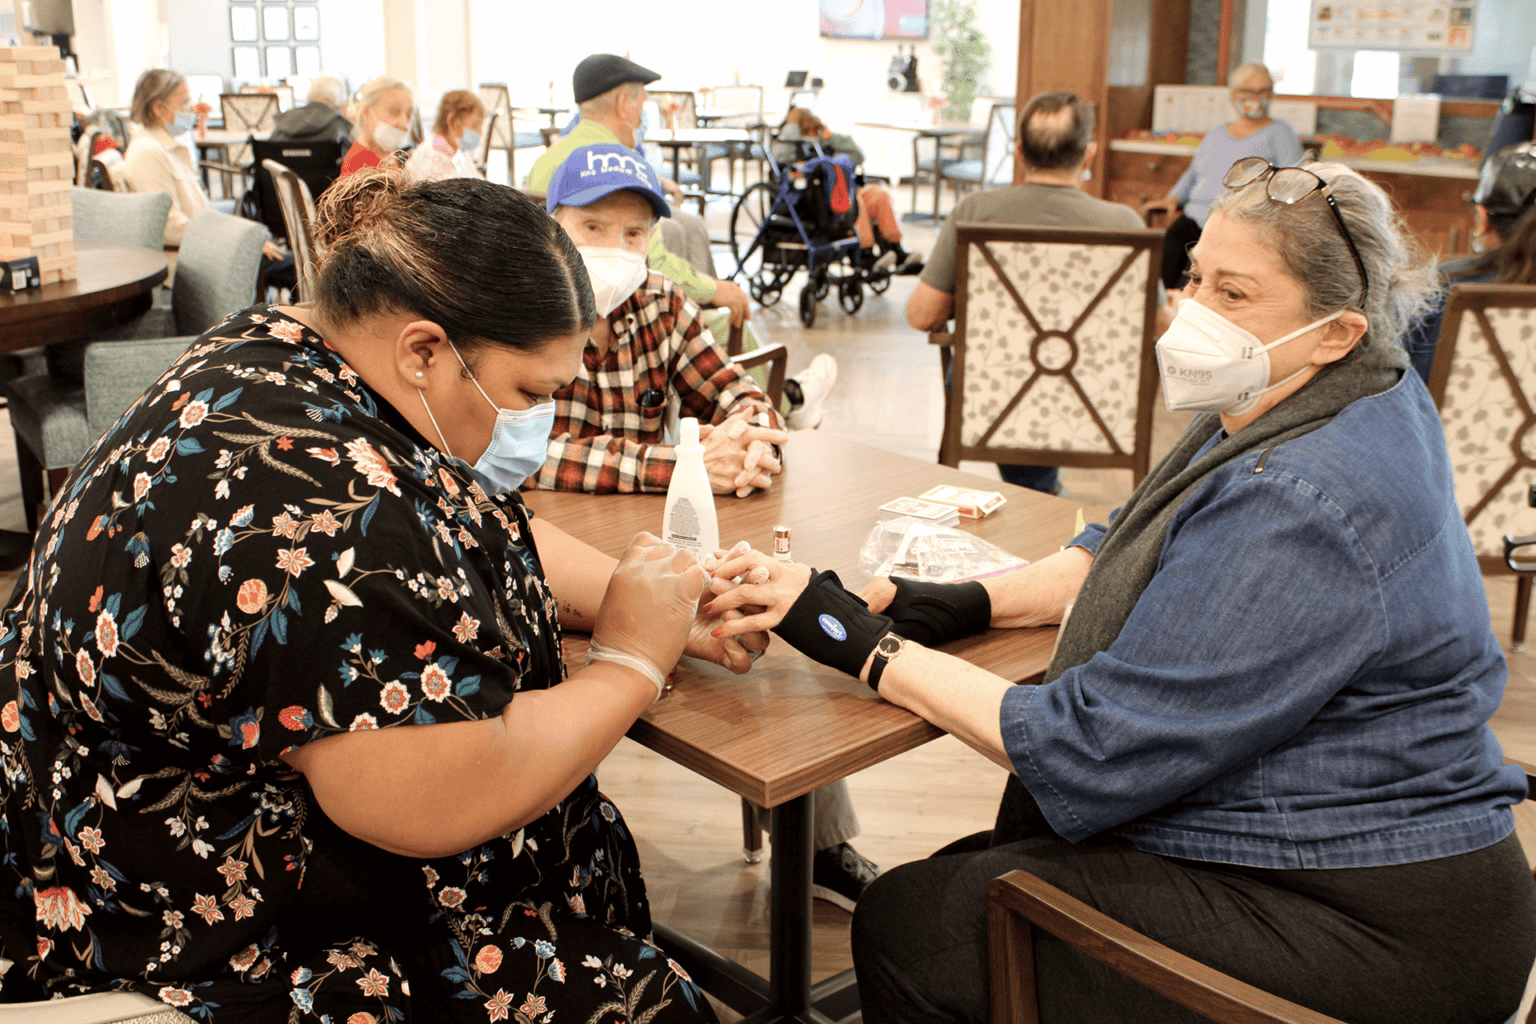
top-left (702, 159), bottom-right (1536, 1023)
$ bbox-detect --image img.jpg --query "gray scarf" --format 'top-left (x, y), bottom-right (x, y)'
top-left (1045, 341), bottom-right (1408, 684)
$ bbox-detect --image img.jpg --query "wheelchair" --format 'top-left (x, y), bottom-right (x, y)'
top-left (727, 138), bottom-right (898, 328)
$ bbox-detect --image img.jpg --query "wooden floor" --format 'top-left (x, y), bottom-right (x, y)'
top-left (1, 183), bottom-right (1530, 1021)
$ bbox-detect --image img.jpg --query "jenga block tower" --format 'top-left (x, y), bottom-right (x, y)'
top-left (0, 46), bottom-right (77, 285)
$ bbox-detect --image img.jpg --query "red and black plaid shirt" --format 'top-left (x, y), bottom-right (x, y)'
top-left (530, 275), bottom-right (782, 494)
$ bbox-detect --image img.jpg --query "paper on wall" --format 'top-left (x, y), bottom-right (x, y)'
top-left (1390, 93), bottom-right (1440, 145)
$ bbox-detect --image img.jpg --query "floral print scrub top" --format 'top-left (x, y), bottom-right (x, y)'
top-left (0, 307), bottom-right (712, 1023)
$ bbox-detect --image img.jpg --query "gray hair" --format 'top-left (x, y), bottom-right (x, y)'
top-left (1210, 161), bottom-right (1437, 353)
top-left (1228, 62), bottom-right (1274, 89)
top-left (578, 80), bottom-right (646, 119)
top-left (130, 69), bottom-right (185, 128)
top-left (307, 75), bottom-right (347, 108)
top-left (357, 75), bottom-right (411, 110)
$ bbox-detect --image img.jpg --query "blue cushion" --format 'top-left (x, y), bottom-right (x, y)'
top-left (942, 159), bottom-right (984, 183)
top-left (513, 130), bottom-right (544, 150)
top-left (4, 371), bottom-right (89, 470)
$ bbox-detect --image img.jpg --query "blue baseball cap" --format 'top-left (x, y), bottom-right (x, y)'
top-left (546, 143), bottom-right (671, 220)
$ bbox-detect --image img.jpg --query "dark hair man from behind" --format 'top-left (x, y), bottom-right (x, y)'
top-left (1016, 91), bottom-right (1096, 173)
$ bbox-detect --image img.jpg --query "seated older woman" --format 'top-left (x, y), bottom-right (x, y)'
top-left (705, 160), bottom-right (1536, 1022)
top-left (340, 75), bottom-right (415, 177)
top-left (404, 89), bottom-right (486, 182)
top-left (0, 170), bottom-right (754, 1021)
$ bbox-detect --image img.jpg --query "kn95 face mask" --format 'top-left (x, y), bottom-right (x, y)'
top-left (1155, 298), bottom-right (1344, 415)
top-left (579, 247), bottom-right (649, 317)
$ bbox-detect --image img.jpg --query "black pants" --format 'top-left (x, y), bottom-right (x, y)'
top-left (1160, 213), bottom-right (1203, 291)
top-left (852, 777), bottom-right (1536, 1024)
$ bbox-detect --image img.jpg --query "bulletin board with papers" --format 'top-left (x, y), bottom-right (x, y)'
top-left (1309, 0), bottom-right (1478, 54)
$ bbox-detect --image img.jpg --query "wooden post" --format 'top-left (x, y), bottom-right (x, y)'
top-left (1216, 0), bottom-right (1235, 86)
top-left (1014, 0), bottom-right (1113, 195)
top-left (0, 46), bottom-right (76, 285)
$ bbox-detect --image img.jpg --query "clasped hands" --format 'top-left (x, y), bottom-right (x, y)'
top-left (699, 407), bottom-right (789, 498)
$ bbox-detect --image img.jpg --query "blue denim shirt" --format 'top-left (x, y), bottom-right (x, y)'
top-left (1001, 369), bottom-right (1524, 869)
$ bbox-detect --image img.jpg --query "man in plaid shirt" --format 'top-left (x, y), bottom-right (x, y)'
top-left (529, 144), bottom-right (883, 910)
top-left (531, 143), bottom-right (791, 497)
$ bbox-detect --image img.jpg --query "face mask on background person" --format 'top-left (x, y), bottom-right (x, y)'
top-left (372, 121), bottom-right (409, 152)
top-left (1234, 96), bottom-right (1270, 120)
top-left (459, 127), bottom-right (482, 153)
top-left (579, 247), bottom-right (649, 317)
top-left (168, 110), bottom-right (198, 135)
top-left (417, 341), bottom-right (558, 495)
top-left (1155, 298), bottom-right (1344, 415)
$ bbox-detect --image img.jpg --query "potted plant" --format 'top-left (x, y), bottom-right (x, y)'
top-left (929, 0), bottom-right (989, 123)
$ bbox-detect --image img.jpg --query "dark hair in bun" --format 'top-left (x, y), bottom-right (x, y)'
top-left (312, 168), bottom-right (595, 352)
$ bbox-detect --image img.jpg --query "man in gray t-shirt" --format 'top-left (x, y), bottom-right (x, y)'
top-left (908, 91), bottom-right (1156, 495)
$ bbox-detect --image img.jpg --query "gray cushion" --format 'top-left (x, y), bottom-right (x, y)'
top-left (512, 129), bottom-right (545, 149)
top-left (6, 338), bottom-right (194, 471)
top-left (4, 371), bottom-right (89, 470)
top-left (70, 187), bottom-right (172, 251)
top-left (941, 159), bottom-right (984, 184)
top-left (172, 209), bottom-right (268, 336)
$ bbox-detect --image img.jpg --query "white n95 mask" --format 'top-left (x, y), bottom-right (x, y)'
top-left (579, 247), bottom-right (649, 317)
top-left (371, 122), bottom-right (409, 152)
top-left (1155, 298), bottom-right (1344, 415)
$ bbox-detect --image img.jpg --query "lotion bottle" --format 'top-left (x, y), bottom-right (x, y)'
top-left (663, 417), bottom-right (719, 561)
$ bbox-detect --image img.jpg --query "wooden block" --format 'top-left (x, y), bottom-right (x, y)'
top-left (0, 74), bottom-right (54, 89)
top-left (0, 47), bottom-right (61, 63)
top-left (14, 228), bottom-right (69, 247)
top-left (31, 60), bottom-right (64, 75)
top-left (19, 98), bottom-right (71, 115)
top-left (38, 253), bottom-right (77, 272)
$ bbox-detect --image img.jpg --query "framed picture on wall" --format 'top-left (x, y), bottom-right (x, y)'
top-left (232, 46), bottom-right (260, 84)
top-left (262, 6), bottom-right (290, 41)
top-left (230, 6), bottom-right (258, 42)
top-left (265, 46), bottom-right (293, 79)
top-left (295, 45), bottom-right (321, 77)
top-left (293, 7), bottom-right (318, 41)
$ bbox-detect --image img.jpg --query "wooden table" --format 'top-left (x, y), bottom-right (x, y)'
top-left (526, 431), bottom-right (1104, 1023)
top-left (514, 105), bottom-right (569, 126)
top-left (0, 240), bottom-right (168, 355)
top-left (856, 121), bottom-right (978, 221)
top-left (652, 128), bottom-right (757, 194)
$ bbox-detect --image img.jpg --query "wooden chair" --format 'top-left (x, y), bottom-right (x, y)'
top-left (931, 222), bottom-right (1164, 485)
top-left (1425, 283), bottom-right (1536, 646)
top-left (940, 102), bottom-right (1016, 202)
top-left (261, 160), bottom-right (318, 300)
top-left (987, 762), bottom-right (1536, 1024)
top-left (219, 92), bottom-right (279, 167)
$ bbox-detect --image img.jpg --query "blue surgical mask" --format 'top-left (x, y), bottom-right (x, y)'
top-left (169, 110), bottom-right (198, 135)
top-left (459, 128), bottom-right (482, 153)
top-left (417, 341), bottom-right (556, 495)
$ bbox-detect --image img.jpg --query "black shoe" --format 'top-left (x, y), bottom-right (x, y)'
top-left (811, 842), bottom-right (880, 912)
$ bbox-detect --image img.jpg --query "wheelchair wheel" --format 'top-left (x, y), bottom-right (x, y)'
top-left (869, 269), bottom-right (892, 294)
top-left (799, 285), bottom-right (817, 328)
top-left (839, 277), bottom-right (864, 315)
top-left (730, 181), bottom-right (775, 281)
top-left (814, 275), bottom-right (830, 300)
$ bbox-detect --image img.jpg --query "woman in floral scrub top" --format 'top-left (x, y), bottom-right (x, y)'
top-left (0, 171), bottom-right (760, 1022)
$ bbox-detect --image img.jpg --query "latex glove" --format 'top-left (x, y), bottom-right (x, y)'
top-left (588, 533), bottom-right (708, 701)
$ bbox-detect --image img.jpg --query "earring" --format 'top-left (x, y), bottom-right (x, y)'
top-left (415, 371), bottom-right (424, 379)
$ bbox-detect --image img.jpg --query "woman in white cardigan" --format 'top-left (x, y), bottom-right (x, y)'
top-left (122, 69), bottom-right (292, 292)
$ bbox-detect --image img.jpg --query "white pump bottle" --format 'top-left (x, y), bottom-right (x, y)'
top-left (662, 417), bottom-right (719, 561)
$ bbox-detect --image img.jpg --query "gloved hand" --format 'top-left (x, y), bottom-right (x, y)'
top-left (770, 568), bottom-right (893, 678)
top-left (588, 533), bottom-right (708, 701)
top-left (880, 577), bottom-right (991, 647)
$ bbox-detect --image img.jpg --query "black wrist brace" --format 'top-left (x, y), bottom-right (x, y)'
top-left (884, 577), bottom-right (991, 647)
top-left (772, 568), bottom-right (893, 678)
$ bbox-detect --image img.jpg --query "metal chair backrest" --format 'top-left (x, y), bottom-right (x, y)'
top-left (647, 90), bottom-right (697, 130)
top-left (981, 102), bottom-right (1016, 188)
top-left (706, 85), bottom-right (765, 126)
top-left (1425, 282), bottom-right (1536, 572)
top-left (476, 110), bottom-right (499, 177)
top-left (262, 160), bottom-right (318, 300)
top-left (478, 82), bottom-right (514, 149)
top-left (937, 222), bottom-right (1164, 484)
top-left (220, 93), bottom-right (278, 167)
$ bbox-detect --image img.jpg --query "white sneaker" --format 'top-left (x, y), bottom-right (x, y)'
top-left (872, 250), bottom-right (898, 273)
top-left (786, 353), bottom-right (838, 430)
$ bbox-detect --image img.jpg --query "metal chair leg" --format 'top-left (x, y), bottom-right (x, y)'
top-left (1514, 574), bottom-right (1532, 651)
